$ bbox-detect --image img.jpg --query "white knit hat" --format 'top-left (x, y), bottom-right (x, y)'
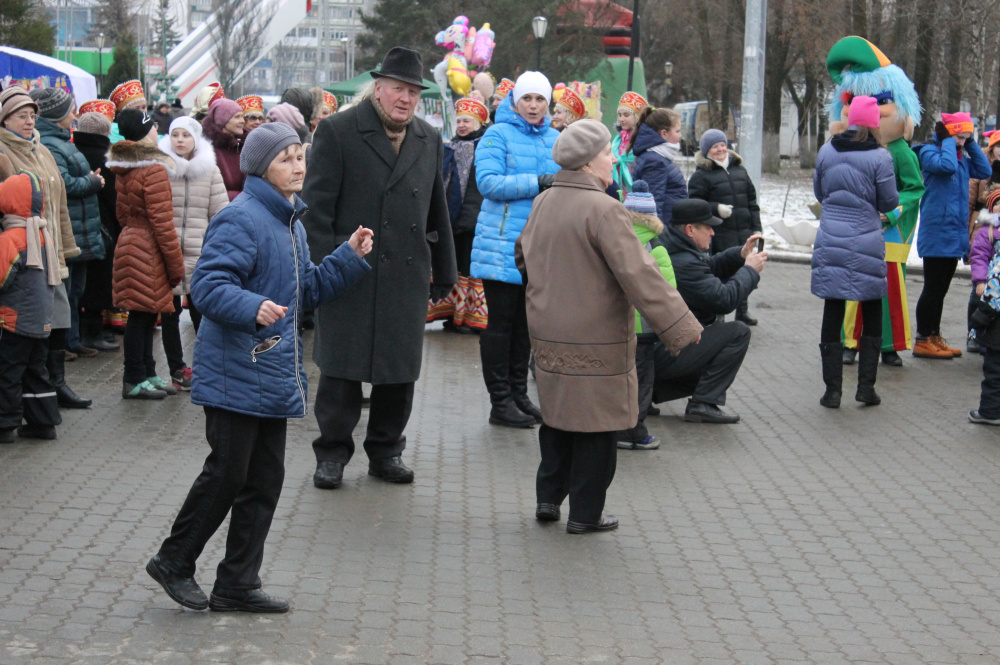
top-left (512, 71), bottom-right (552, 105)
top-left (169, 116), bottom-right (202, 140)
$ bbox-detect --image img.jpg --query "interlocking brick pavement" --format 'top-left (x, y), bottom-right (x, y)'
top-left (2, 260), bottom-right (999, 664)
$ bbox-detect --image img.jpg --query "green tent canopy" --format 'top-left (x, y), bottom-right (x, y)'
top-left (325, 71), bottom-right (442, 99)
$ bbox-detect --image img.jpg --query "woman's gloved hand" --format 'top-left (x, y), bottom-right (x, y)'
top-left (717, 204), bottom-right (733, 219)
top-left (934, 121), bottom-right (951, 143)
top-left (537, 174), bottom-right (555, 192)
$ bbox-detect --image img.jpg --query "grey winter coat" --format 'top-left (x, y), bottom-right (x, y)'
top-left (158, 134), bottom-right (229, 295)
top-left (301, 98), bottom-right (457, 384)
top-left (811, 132), bottom-right (899, 302)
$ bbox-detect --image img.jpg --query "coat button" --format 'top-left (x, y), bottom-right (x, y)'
top-left (383, 220), bottom-right (390, 228)
top-left (381, 254), bottom-right (389, 262)
top-left (407, 257), bottom-right (413, 265)
top-left (412, 188), bottom-right (419, 196)
top-left (410, 224), bottom-right (417, 232)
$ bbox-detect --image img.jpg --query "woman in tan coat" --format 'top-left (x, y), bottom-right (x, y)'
top-left (106, 109), bottom-right (185, 399)
top-left (0, 86), bottom-right (90, 410)
top-left (515, 119), bottom-right (703, 534)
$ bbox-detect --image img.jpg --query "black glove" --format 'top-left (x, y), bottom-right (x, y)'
top-left (537, 174), bottom-right (555, 192)
top-left (934, 121), bottom-right (951, 143)
top-left (429, 284), bottom-right (453, 301)
top-left (965, 136), bottom-right (977, 150)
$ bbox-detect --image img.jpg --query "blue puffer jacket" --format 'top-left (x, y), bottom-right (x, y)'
top-left (190, 175), bottom-right (370, 418)
top-left (35, 117), bottom-right (105, 262)
top-left (913, 136), bottom-right (991, 258)
top-left (811, 133), bottom-right (899, 302)
top-left (470, 98), bottom-right (559, 284)
top-left (632, 124), bottom-right (687, 223)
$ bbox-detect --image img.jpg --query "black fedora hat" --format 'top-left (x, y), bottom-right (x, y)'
top-left (670, 198), bottom-right (723, 227)
top-left (370, 47), bottom-right (428, 89)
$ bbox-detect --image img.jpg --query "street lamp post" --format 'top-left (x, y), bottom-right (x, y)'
top-left (341, 37), bottom-right (349, 82)
top-left (96, 32), bottom-right (105, 97)
top-left (532, 16), bottom-right (547, 71)
top-left (626, 0), bottom-right (641, 91)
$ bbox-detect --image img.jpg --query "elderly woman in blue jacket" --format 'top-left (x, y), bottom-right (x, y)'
top-left (471, 71), bottom-right (559, 428)
top-left (812, 96), bottom-right (899, 410)
top-left (146, 123), bottom-right (373, 614)
top-left (911, 112), bottom-right (992, 359)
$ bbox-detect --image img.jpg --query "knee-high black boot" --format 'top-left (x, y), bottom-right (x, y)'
top-left (47, 349), bottom-right (92, 409)
top-left (480, 331), bottom-right (534, 428)
top-left (856, 336), bottom-right (882, 406)
top-left (509, 330), bottom-right (542, 423)
top-left (819, 342), bottom-right (843, 408)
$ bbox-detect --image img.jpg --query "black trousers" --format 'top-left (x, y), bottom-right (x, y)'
top-left (123, 311), bottom-right (158, 385)
top-left (157, 407), bottom-right (287, 590)
top-left (979, 348), bottom-right (1000, 419)
top-left (480, 279), bottom-right (530, 403)
top-left (161, 295), bottom-right (202, 375)
top-left (0, 332), bottom-right (61, 430)
top-left (312, 376), bottom-right (413, 464)
top-left (652, 320), bottom-right (751, 406)
top-left (821, 298), bottom-right (883, 343)
top-left (618, 337), bottom-right (656, 442)
top-left (537, 425), bottom-right (617, 523)
top-left (916, 256), bottom-right (959, 337)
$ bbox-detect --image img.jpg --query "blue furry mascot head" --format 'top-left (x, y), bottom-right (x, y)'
top-left (827, 36), bottom-right (922, 142)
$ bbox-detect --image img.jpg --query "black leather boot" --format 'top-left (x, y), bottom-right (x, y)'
top-left (819, 342), bottom-right (843, 408)
top-left (481, 331), bottom-right (535, 428)
top-left (509, 329), bottom-right (542, 423)
top-left (735, 302), bottom-right (757, 326)
top-left (856, 336), bottom-right (882, 406)
top-left (47, 349), bottom-right (92, 409)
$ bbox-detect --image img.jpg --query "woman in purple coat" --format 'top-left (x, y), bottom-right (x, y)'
top-left (812, 96), bottom-right (899, 409)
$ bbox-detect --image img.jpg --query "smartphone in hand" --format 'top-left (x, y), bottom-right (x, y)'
top-left (756, 237), bottom-right (765, 253)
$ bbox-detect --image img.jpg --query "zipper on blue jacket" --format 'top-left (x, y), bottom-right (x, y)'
top-left (499, 204), bottom-right (510, 235)
top-left (288, 213), bottom-right (306, 416)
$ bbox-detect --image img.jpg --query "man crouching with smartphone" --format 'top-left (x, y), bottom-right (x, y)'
top-left (651, 198), bottom-right (766, 424)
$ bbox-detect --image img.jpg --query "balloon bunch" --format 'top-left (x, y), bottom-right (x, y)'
top-left (432, 16), bottom-right (496, 99)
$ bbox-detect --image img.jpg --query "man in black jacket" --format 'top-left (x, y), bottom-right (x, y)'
top-left (652, 199), bottom-right (766, 423)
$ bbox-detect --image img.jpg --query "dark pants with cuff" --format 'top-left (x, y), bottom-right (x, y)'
top-left (618, 337), bottom-right (656, 442)
top-left (536, 425), bottom-right (617, 524)
top-left (979, 348), bottom-right (1000, 419)
top-left (312, 376), bottom-right (413, 464)
top-left (123, 311), bottom-right (158, 385)
top-left (156, 406), bottom-right (286, 590)
top-left (0, 332), bottom-right (61, 430)
top-left (652, 321), bottom-right (751, 406)
top-left (161, 295), bottom-right (202, 375)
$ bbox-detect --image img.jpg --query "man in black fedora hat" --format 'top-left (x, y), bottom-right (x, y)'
top-left (647, 198), bottom-right (766, 424)
top-left (302, 46), bottom-right (457, 489)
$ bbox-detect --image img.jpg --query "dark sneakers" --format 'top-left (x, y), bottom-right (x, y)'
top-left (969, 410), bottom-right (1000, 426)
top-left (313, 461), bottom-right (345, 489)
top-left (146, 556), bottom-right (208, 610)
top-left (535, 503), bottom-right (561, 522)
top-left (209, 587), bottom-right (289, 613)
top-left (566, 515), bottom-right (619, 534)
top-left (368, 456), bottom-right (415, 483)
top-left (683, 401), bottom-right (740, 424)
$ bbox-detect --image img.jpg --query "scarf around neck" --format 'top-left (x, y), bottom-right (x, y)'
top-left (3, 213), bottom-right (60, 286)
top-left (618, 129), bottom-right (632, 156)
top-left (712, 154), bottom-right (730, 170)
top-left (371, 97), bottom-right (411, 154)
top-left (650, 142), bottom-right (681, 162)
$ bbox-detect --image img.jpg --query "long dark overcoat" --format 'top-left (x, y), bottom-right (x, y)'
top-left (301, 98), bottom-right (457, 384)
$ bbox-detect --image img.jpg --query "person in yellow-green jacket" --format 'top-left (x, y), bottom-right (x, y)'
top-left (617, 180), bottom-right (677, 450)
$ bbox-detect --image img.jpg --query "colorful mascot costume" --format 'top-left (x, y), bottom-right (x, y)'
top-left (826, 36), bottom-right (925, 366)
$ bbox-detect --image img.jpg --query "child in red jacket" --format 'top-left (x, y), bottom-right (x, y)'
top-left (0, 172), bottom-right (61, 442)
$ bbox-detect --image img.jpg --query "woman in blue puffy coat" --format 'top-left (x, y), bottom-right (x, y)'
top-left (470, 71), bottom-right (559, 428)
top-left (812, 96), bottom-right (899, 410)
top-left (146, 124), bottom-right (372, 614)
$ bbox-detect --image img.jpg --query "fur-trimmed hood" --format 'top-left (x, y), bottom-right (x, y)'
top-left (106, 140), bottom-right (176, 175)
top-left (695, 149), bottom-right (743, 171)
top-left (630, 211), bottom-right (664, 236)
top-left (158, 134), bottom-right (218, 180)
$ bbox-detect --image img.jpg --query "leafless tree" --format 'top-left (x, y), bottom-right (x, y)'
top-left (272, 36), bottom-right (305, 93)
top-left (212, 0), bottom-right (275, 97)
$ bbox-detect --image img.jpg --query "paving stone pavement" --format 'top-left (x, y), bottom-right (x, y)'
top-left (2, 260), bottom-right (1000, 665)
